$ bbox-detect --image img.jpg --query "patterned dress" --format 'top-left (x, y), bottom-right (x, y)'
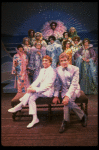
top-left (12, 50), bottom-right (30, 93)
top-left (28, 46), bottom-right (46, 82)
top-left (74, 45), bottom-right (98, 94)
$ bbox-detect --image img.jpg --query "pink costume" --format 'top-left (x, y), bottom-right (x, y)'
top-left (12, 49), bottom-right (30, 93)
top-left (41, 20), bottom-right (67, 40)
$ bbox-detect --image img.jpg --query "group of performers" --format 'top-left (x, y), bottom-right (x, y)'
top-left (8, 20), bottom-right (98, 131)
top-left (12, 20), bottom-right (98, 95)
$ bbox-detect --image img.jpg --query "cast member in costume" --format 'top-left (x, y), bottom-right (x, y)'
top-left (74, 38), bottom-right (98, 94)
top-left (27, 42), bottom-right (46, 83)
top-left (69, 27), bottom-right (78, 39)
top-left (62, 40), bottom-right (72, 64)
top-left (12, 44), bottom-right (30, 93)
top-left (28, 29), bottom-right (35, 47)
top-left (22, 37), bottom-right (31, 60)
top-left (41, 20), bottom-right (67, 41)
top-left (33, 32), bottom-right (47, 47)
top-left (46, 35), bottom-right (63, 68)
top-left (71, 36), bottom-right (82, 65)
top-left (62, 31), bottom-right (72, 45)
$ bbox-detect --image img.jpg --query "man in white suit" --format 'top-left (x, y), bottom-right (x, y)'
top-left (8, 55), bottom-right (56, 128)
top-left (53, 52), bottom-right (87, 133)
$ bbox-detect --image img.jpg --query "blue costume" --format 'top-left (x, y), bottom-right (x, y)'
top-left (74, 44), bottom-right (98, 94)
top-left (46, 42), bottom-right (63, 68)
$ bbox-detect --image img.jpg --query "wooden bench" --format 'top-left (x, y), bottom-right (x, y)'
top-left (11, 91), bottom-right (88, 121)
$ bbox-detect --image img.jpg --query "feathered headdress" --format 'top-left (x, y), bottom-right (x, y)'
top-left (41, 20), bottom-right (67, 40)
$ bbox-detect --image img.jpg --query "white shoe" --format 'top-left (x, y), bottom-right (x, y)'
top-left (27, 118), bottom-right (39, 128)
top-left (8, 106), bottom-right (22, 113)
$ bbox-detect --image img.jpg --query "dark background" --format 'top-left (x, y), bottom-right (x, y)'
top-left (1, 2), bottom-right (98, 36)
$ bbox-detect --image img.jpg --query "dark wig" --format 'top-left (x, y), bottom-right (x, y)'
top-left (48, 35), bottom-right (56, 41)
top-left (17, 44), bottom-right (23, 50)
top-left (28, 29), bottom-right (35, 37)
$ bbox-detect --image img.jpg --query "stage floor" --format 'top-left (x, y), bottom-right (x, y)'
top-left (1, 87), bottom-right (98, 146)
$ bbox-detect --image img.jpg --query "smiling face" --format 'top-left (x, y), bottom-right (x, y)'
top-left (42, 58), bottom-right (51, 69)
top-left (60, 57), bottom-right (69, 68)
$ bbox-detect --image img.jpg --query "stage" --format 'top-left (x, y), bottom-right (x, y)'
top-left (1, 84), bottom-right (98, 146)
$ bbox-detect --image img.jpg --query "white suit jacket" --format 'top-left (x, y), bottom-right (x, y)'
top-left (31, 66), bottom-right (56, 97)
top-left (54, 65), bottom-right (81, 99)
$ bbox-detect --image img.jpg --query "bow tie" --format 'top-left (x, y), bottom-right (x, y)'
top-left (62, 67), bottom-right (68, 71)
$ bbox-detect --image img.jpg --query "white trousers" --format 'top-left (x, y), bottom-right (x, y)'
top-left (19, 92), bottom-right (47, 115)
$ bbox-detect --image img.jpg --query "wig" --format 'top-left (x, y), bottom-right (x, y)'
top-left (28, 29), bottom-right (35, 37)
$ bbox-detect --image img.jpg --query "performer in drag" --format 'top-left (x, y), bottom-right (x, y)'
top-left (41, 20), bottom-right (67, 41)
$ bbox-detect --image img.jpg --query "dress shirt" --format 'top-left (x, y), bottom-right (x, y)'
top-left (31, 66), bottom-right (56, 95)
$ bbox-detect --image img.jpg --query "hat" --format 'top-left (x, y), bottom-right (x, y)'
top-left (35, 32), bottom-right (42, 37)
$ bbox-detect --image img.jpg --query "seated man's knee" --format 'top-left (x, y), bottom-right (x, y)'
top-left (29, 94), bottom-right (38, 104)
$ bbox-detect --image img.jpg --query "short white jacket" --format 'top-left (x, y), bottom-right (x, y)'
top-left (31, 66), bottom-right (56, 97)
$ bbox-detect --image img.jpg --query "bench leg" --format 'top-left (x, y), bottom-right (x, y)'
top-left (12, 112), bottom-right (17, 121)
